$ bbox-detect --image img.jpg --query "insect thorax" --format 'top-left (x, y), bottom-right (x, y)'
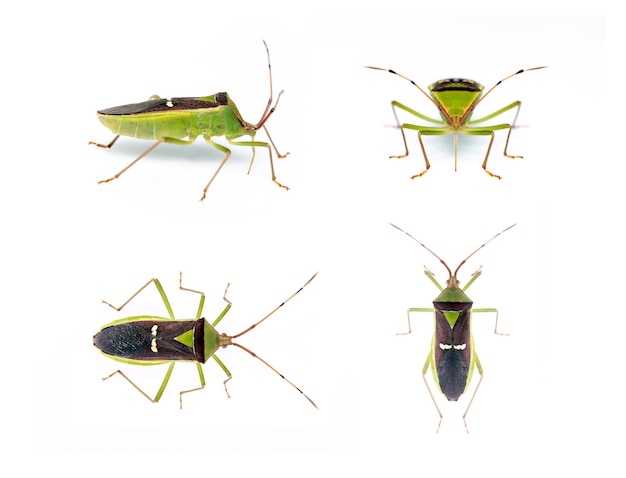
top-left (429, 79), bottom-right (484, 120)
top-left (429, 78), bottom-right (484, 93)
top-left (433, 285), bottom-right (472, 305)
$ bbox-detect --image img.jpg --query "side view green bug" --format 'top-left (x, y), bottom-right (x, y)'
top-left (390, 223), bottom-right (516, 432)
top-left (93, 272), bottom-right (318, 409)
top-left (366, 65), bottom-right (547, 178)
top-left (90, 41), bottom-right (289, 200)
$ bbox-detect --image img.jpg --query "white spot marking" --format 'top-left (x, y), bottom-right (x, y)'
top-left (151, 338), bottom-right (158, 353)
top-left (439, 343), bottom-right (467, 350)
top-left (166, 98), bottom-right (174, 108)
top-left (151, 325), bottom-right (158, 336)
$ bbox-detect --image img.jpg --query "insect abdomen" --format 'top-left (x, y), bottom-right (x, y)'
top-left (437, 348), bottom-right (469, 401)
top-left (97, 110), bottom-right (205, 140)
top-left (94, 323), bottom-right (152, 358)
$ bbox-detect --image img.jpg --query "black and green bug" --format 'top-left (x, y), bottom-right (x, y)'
top-left (93, 272), bottom-right (318, 409)
top-left (89, 41), bottom-right (289, 200)
top-left (391, 224), bottom-right (515, 432)
top-left (366, 66), bottom-right (547, 178)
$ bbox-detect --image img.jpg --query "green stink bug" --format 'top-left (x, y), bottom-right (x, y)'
top-left (90, 41), bottom-right (289, 200)
top-left (366, 66), bottom-right (547, 178)
top-left (93, 272), bottom-right (318, 409)
top-left (391, 223), bottom-right (515, 432)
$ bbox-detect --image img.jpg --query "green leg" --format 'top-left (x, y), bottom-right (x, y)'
top-left (462, 302), bottom-right (506, 431)
top-left (461, 126), bottom-right (513, 179)
top-left (462, 353), bottom-right (483, 433)
top-left (211, 282), bottom-right (232, 328)
top-left (97, 136), bottom-right (197, 185)
top-left (465, 101), bottom-right (524, 175)
top-left (466, 101), bottom-right (521, 125)
top-left (401, 304), bottom-right (444, 430)
top-left (401, 125), bottom-right (452, 178)
top-left (228, 138), bottom-right (289, 191)
top-left (177, 363), bottom-right (207, 409)
top-left (390, 100), bottom-right (443, 160)
top-left (391, 100), bottom-right (444, 128)
top-left (211, 354), bottom-right (233, 397)
top-left (262, 126), bottom-right (290, 158)
top-left (178, 272), bottom-right (207, 320)
top-left (423, 268), bottom-right (444, 291)
top-left (398, 307), bottom-right (434, 335)
top-left (466, 130), bottom-right (501, 179)
top-left (102, 362), bottom-right (176, 404)
top-left (422, 352), bottom-right (444, 432)
top-left (197, 138), bottom-right (231, 201)
top-left (180, 273), bottom-right (232, 327)
top-left (472, 308), bottom-right (508, 336)
top-left (102, 277), bottom-right (175, 320)
top-left (177, 354), bottom-right (234, 407)
top-left (462, 269), bottom-right (482, 291)
top-left (496, 102), bottom-right (523, 159)
top-left (246, 126), bottom-right (290, 176)
top-left (389, 100), bottom-right (447, 177)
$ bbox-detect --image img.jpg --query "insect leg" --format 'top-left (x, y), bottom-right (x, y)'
top-left (262, 126), bottom-right (289, 159)
top-left (177, 354), bottom-right (234, 408)
top-left (89, 135), bottom-right (120, 149)
top-left (459, 128), bottom-right (503, 179)
top-left (461, 353), bottom-right (483, 433)
top-left (422, 353), bottom-right (444, 432)
top-left (200, 139), bottom-right (231, 200)
top-left (398, 307), bottom-right (433, 335)
top-left (178, 272), bottom-right (208, 320)
top-left (389, 100), bottom-right (445, 174)
top-left (97, 138), bottom-right (165, 185)
top-left (467, 100), bottom-right (524, 160)
top-left (472, 308), bottom-right (507, 336)
top-left (211, 354), bottom-right (233, 397)
top-left (102, 277), bottom-right (175, 320)
top-left (502, 102), bottom-right (523, 159)
top-left (400, 125), bottom-right (450, 178)
top-left (228, 138), bottom-right (289, 191)
top-left (102, 362), bottom-right (176, 403)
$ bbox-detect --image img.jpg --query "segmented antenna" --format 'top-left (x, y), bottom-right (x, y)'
top-left (390, 223), bottom-right (516, 279)
top-left (255, 40), bottom-right (284, 130)
top-left (229, 272), bottom-right (319, 409)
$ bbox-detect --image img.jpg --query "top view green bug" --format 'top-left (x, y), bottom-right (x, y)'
top-left (93, 272), bottom-right (318, 409)
top-left (366, 65), bottom-right (547, 178)
top-left (390, 223), bottom-right (516, 432)
top-left (89, 41), bottom-right (289, 201)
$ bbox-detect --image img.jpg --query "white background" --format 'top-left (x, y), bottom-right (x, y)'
top-left (2, 5), bottom-right (618, 477)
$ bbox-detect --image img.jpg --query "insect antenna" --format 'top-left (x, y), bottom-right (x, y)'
top-left (254, 40), bottom-right (284, 130)
top-left (231, 342), bottom-right (318, 409)
top-left (470, 66), bottom-right (548, 111)
top-left (453, 224), bottom-right (517, 277)
top-left (389, 223), bottom-right (452, 278)
top-left (230, 272), bottom-right (319, 408)
top-left (231, 272), bottom-right (318, 338)
top-left (365, 66), bottom-right (442, 110)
